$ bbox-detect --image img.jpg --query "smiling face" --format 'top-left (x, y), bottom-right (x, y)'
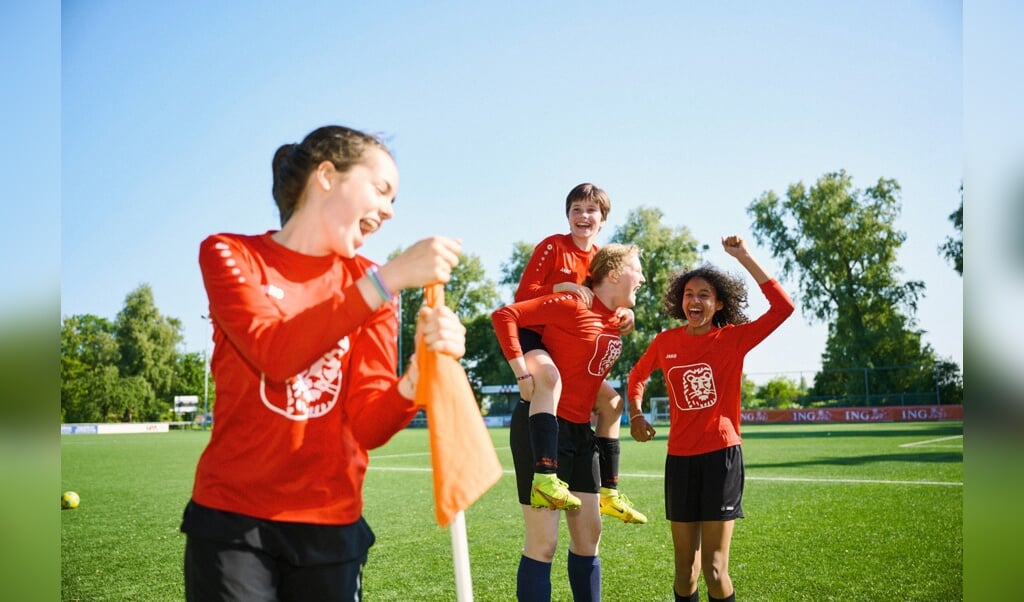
top-left (567, 199), bottom-right (606, 248)
top-left (318, 146), bottom-right (399, 257)
top-left (590, 244), bottom-right (644, 310)
top-left (681, 276), bottom-right (723, 335)
top-left (617, 253), bottom-right (645, 308)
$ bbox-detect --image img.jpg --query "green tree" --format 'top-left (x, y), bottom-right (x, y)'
top-left (397, 251), bottom-right (500, 365)
top-left (61, 314), bottom-right (119, 422)
top-left (477, 240), bottom-right (541, 411)
top-left (754, 376), bottom-right (806, 409)
top-left (393, 251), bottom-right (501, 403)
top-left (940, 184), bottom-right (963, 276)
top-left (171, 351), bottom-right (212, 418)
top-left (498, 241), bottom-right (536, 299)
top-left (68, 365), bottom-right (119, 422)
top-left (934, 357), bottom-right (964, 405)
top-left (100, 372), bottom-right (156, 422)
top-left (748, 170), bottom-right (945, 404)
top-left (61, 313), bottom-right (165, 422)
top-left (740, 374), bottom-right (760, 409)
top-left (61, 315), bottom-right (118, 383)
top-left (462, 313), bottom-right (510, 392)
top-left (113, 285), bottom-right (184, 417)
top-left (442, 253), bottom-right (501, 319)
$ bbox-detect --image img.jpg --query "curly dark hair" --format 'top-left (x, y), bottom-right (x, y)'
top-left (663, 264), bottom-right (750, 327)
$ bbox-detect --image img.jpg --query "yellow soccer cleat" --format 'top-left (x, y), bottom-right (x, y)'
top-left (530, 473), bottom-right (582, 510)
top-left (599, 487), bottom-right (647, 524)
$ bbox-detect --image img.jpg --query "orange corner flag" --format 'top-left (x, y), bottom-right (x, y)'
top-left (415, 284), bottom-right (503, 527)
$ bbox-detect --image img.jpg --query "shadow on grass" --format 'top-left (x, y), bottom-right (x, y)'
top-left (747, 450), bottom-right (963, 469)
top-left (741, 423), bottom-right (964, 440)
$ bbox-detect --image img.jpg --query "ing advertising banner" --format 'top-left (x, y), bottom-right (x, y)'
top-left (740, 405), bottom-right (963, 424)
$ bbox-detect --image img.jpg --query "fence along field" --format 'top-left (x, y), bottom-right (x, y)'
top-left (61, 421), bottom-right (963, 601)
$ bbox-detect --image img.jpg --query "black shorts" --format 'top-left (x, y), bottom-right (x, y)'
top-left (181, 501), bottom-right (373, 601)
top-left (665, 445), bottom-right (745, 522)
top-left (519, 327), bottom-right (546, 354)
top-left (510, 400), bottom-right (600, 505)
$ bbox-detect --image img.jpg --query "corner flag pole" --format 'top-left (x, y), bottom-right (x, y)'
top-left (416, 283), bottom-right (503, 601)
top-left (451, 510), bottom-right (473, 601)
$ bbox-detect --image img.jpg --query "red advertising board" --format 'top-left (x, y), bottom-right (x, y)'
top-left (740, 405), bottom-right (963, 424)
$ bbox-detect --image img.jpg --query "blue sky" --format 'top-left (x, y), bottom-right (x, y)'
top-left (55, 1), bottom-right (970, 384)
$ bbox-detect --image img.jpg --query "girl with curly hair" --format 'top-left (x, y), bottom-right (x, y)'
top-left (626, 235), bottom-right (794, 602)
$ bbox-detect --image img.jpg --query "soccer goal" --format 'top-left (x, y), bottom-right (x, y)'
top-left (647, 397), bottom-right (670, 425)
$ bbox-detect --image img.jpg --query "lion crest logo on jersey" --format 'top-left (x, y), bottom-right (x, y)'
top-left (667, 363), bottom-right (717, 410)
top-left (260, 337), bottom-right (350, 420)
top-left (588, 334), bottom-right (622, 377)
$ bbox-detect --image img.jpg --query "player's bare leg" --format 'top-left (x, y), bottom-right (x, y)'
top-left (523, 350), bottom-right (579, 510)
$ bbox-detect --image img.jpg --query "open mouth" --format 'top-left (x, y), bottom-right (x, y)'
top-left (360, 218), bottom-right (380, 235)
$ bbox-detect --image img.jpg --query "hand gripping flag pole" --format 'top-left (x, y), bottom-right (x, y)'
top-left (414, 284), bottom-right (503, 601)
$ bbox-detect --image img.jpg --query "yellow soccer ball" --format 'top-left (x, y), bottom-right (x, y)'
top-left (61, 491), bottom-right (80, 509)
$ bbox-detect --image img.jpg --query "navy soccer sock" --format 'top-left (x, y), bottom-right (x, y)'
top-left (709, 593), bottom-right (735, 602)
top-left (516, 555), bottom-right (551, 602)
top-left (567, 551), bottom-right (601, 601)
top-left (674, 588), bottom-right (699, 602)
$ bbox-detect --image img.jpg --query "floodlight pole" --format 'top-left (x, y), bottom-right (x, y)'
top-left (203, 348), bottom-right (210, 429)
top-left (201, 315), bottom-right (212, 429)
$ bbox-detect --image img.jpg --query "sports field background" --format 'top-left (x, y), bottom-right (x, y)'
top-left (61, 421), bottom-right (963, 601)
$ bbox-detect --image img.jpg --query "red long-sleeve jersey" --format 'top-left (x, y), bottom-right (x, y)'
top-left (627, 279), bottom-right (794, 456)
top-left (192, 232), bottom-right (418, 525)
top-left (514, 233), bottom-right (598, 302)
top-left (492, 293), bottom-right (622, 423)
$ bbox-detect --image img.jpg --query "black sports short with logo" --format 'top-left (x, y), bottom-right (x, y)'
top-left (510, 400), bottom-right (600, 505)
top-left (664, 445), bottom-right (745, 522)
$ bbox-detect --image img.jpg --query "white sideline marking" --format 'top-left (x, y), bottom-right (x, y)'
top-left (619, 472), bottom-right (962, 486)
top-left (744, 476), bottom-right (961, 487)
top-left (370, 467), bottom-right (962, 487)
top-left (898, 435), bottom-right (963, 448)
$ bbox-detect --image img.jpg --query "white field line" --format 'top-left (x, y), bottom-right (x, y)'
top-left (898, 434), bottom-right (964, 448)
top-left (743, 475), bottom-right (961, 487)
top-left (371, 467), bottom-right (434, 472)
top-left (622, 472), bottom-right (962, 487)
top-left (369, 466), bottom-right (962, 487)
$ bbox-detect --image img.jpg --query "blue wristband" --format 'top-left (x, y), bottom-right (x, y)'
top-left (367, 266), bottom-right (394, 300)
